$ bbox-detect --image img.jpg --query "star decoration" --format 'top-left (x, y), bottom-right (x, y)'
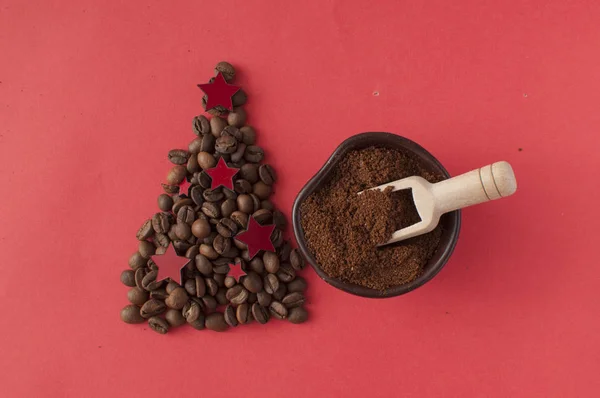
top-left (151, 243), bottom-right (191, 285)
top-left (205, 157), bottom-right (239, 190)
top-left (179, 177), bottom-right (192, 197)
top-left (228, 262), bottom-right (247, 282)
top-left (235, 217), bottom-right (276, 260)
top-left (197, 72), bottom-right (240, 111)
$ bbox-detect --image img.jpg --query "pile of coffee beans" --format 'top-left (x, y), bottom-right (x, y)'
top-left (120, 62), bottom-right (308, 333)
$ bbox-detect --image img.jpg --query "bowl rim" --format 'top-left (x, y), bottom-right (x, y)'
top-left (291, 132), bottom-right (461, 298)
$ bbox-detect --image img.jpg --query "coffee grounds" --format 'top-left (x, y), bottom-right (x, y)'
top-left (300, 146), bottom-right (444, 291)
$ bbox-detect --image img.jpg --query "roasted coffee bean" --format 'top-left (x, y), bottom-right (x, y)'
top-left (192, 114), bottom-right (211, 136)
top-left (167, 224), bottom-right (178, 241)
top-left (137, 219), bottom-right (154, 240)
top-left (167, 165), bottom-right (187, 185)
top-left (174, 222), bottom-right (192, 240)
top-left (253, 181), bottom-right (272, 200)
top-left (244, 145), bottom-right (264, 163)
top-left (257, 291), bottom-right (272, 307)
top-left (205, 278), bottom-right (219, 296)
top-left (165, 308), bottom-right (186, 326)
top-left (261, 200), bottom-right (275, 211)
top-left (128, 287), bottom-right (149, 306)
top-left (187, 153), bottom-right (200, 173)
top-left (173, 240), bottom-right (191, 254)
top-left (224, 276), bottom-right (237, 288)
top-left (172, 198), bottom-right (193, 215)
top-left (188, 137), bottom-right (203, 154)
top-left (214, 273), bottom-right (227, 287)
top-left (263, 252), bottom-right (280, 274)
top-left (192, 276), bottom-right (206, 297)
top-left (166, 281), bottom-right (179, 294)
top-left (213, 263), bottom-right (230, 274)
top-left (227, 107), bottom-right (246, 127)
top-left (205, 312), bottom-right (229, 332)
top-left (140, 299), bottom-right (166, 318)
top-left (252, 209), bottom-right (272, 225)
top-left (215, 287), bottom-right (228, 305)
top-left (223, 188), bottom-right (237, 199)
top-left (183, 300), bottom-right (201, 323)
top-left (264, 274), bottom-right (279, 295)
top-left (272, 284), bottom-right (287, 301)
top-left (121, 305), bottom-right (145, 324)
top-left (248, 257), bottom-right (265, 273)
top-left (273, 210), bottom-right (287, 230)
top-left (121, 270), bottom-right (136, 287)
top-left (201, 189), bottom-right (222, 203)
top-left (190, 186), bottom-right (204, 207)
top-left (287, 277), bottom-right (307, 293)
top-left (197, 152), bottom-right (217, 170)
top-left (134, 268), bottom-right (146, 289)
top-left (234, 179), bottom-right (252, 194)
top-left (168, 149), bottom-right (190, 165)
top-left (195, 254), bottom-right (213, 275)
top-left (248, 293), bottom-right (257, 305)
top-left (239, 163), bottom-right (259, 183)
top-left (282, 292), bottom-right (305, 309)
top-left (287, 307), bottom-right (308, 324)
top-left (157, 194), bottom-right (174, 212)
top-left (201, 202), bottom-right (220, 219)
top-left (189, 314), bottom-right (206, 330)
top-left (210, 115), bottom-right (227, 138)
top-left (148, 316), bottom-right (169, 334)
top-left (290, 249), bottom-right (305, 270)
top-left (161, 183), bottom-right (180, 195)
top-left (226, 285), bottom-right (249, 305)
top-left (258, 164), bottom-right (276, 185)
top-left (213, 235), bottom-right (231, 255)
top-left (200, 133), bottom-right (216, 153)
top-left (165, 287), bottom-right (188, 310)
top-left (129, 252), bottom-right (146, 270)
top-left (271, 229), bottom-right (284, 248)
top-left (215, 61), bottom-right (235, 81)
top-left (152, 212), bottom-right (172, 234)
top-left (191, 218), bottom-right (211, 240)
top-left (232, 89), bottom-right (247, 107)
top-left (138, 241), bottom-right (156, 258)
top-left (242, 271), bottom-right (263, 293)
top-left (220, 199), bottom-right (236, 218)
top-left (216, 218), bottom-right (238, 237)
top-left (150, 287), bottom-right (169, 300)
top-left (236, 303), bottom-right (251, 324)
top-left (269, 301), bottom-right (287, 320)
top-left (236, 194), bottom-right (254, 214)
top-left (240, 126), bottom-right (256, 145)
top-left (251, 303), bottom-right (270, 324)
top-left (277, 264), bottom-right (296, 283)
top-left (230, 211), bottom-right (249, 229)
top-left (224, 305), bottom-right (238, 327)
top-left (202, 295), bottom-right (218, 313)
top-left (241, 249), bottom-right (251, 262)
top-left (221, 125), bottom-right (243, 141)
top-left (155, 246), bottom-right (168, 255)
top-left (177, 205), bottom-right (196, 224)
top-left (249, 194), bottom-right (261, 212)
top-left (231, 143), bottom-right (247, 163)
top-left (197, 171), bottom-right (212, 189)
top-left (155, 233), bottom-right (170, 248)
top-left (203, 232), bottom-right (218, 245)
top-left (215, 135), bottom-right (238, 154)
top-left (184, 279), bottom-right (197, 296)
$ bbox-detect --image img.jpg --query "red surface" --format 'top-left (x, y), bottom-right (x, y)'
top-left (1, 1), bottom-right (599, 397)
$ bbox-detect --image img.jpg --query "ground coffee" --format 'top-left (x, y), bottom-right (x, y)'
top-left (300, 146), bottom-right (444, 291)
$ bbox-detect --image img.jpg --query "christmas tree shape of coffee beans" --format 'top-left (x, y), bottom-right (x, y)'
top-left (120, 62), bottom-right (308, 333)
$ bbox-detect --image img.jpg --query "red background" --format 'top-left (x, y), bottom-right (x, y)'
top-left (1, 1), bottom-right (599, 397)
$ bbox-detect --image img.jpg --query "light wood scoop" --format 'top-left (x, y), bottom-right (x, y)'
top-left (362, 161), bottom-right (517, 246)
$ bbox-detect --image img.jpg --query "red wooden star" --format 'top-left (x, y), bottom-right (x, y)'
top-left (228, 262), bottom-right (247, 282)
top-left (197, 72), bottom-right (240, 111)
top-left (204, 157), bottom-right (239, 190)
top-left (235, 217), bottom-right (276, 260)
top-left (151, 243), bottom-right (191, 285)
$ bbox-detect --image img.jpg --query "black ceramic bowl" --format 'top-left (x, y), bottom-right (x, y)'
top-left (292, 132), bottom-right (461, 298)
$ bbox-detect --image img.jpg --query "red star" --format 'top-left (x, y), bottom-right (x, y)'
top-left (179, 178), bottom-right (191, 197)
top-left (151, 243), bottom-right (191, 285)
top-left (197, 72), bottom-right (240, 111)
top-left (228, 262), bottom-right (247, 282)
top-left (235, 217), bottom-right (276, 260)
top-left (204, 157), bottom-right (239, 190)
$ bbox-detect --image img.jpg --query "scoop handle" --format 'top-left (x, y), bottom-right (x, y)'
top-left (431, 161), bottom-right (517, 215)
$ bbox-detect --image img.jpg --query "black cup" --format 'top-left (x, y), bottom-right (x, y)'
top-left (292, 132), bottom-right (461, 298)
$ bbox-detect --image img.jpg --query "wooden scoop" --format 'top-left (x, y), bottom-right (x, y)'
top-left (362, 161), bottom-right (517, 246)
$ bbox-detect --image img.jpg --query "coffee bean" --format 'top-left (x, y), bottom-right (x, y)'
top-left (282, 292), bottom-right (305, 308)
top-left (165, 281), bottom-right (179, 294)
top-left (263, 252), bottom-right (280, 274)
top-left (174, 222), bottom-right (192, 240)
top-left (227, 107), bottom-right (246, 127)
top-left (135, 268), bottom-right (146, 289)
top-left (242, 271), bottom-right (263, 293)
top-left (165, 308), bottom-right (186, 326)
top-left (226, 285), bottom-right (249, 305)
top-left (216, 218), bottom-right (238, 238)
top-left (287, 277), bottom-right (307, 293)
top-left (203, 232), bottom-right (218, 245)
top-left (210, 116), bottom-right (228, 138)
top-left (221, 125), bottom-right (243, 141)
top-left (121, 305), bottom-right (145, 324)
top-left (232, 89), bottom-right (247, 107)
top-left (152, 212), bottom-right (172, 234)
top-left (272, 284), bottom-right (287, 301)
top-left (139, 241), bottom-right (156, 258)
top-left (213, 263), bottom-right (230, 274)
top-left (213, 235), bottom-right (231, 255)
top-left (230, 211), bottom-right (249, 229)
top-left (261, 200), bottom-right (274, 211)
top-left (224, 305), bottom-right (238, 327)
top-left (231, 142), bottom-right (246, 163)
top-left (252, 209), bottom-right (272, 225)
top-left (203, 189), bottom-right (224, 202)
top-left (287, 307), bottom-right (308, 324)
top-left (239, 163), bottom-right (259, 183)
top-left (277, 241), bottom-right (291, 262)
top-left (202, 295), bottom-right (218, 313)
top-left (157, 194), bottom-right (174, 212)
top-left (290, 249), bottom-right (305, 270)
top-left (251, 303), bottom-right (270, 324)
top-left (201, 202), bottom-right (220, 219)
top-left (161, 183), bottom-right (180, 195)
top-left (137, 219), bottom-right (154, 240)
top-left (236, 303), bottom-right (250, 324)
top-left (259, 164), bottom-right (276, 185)
top-left (188, 137), bottom-right (203, 154)
top-left (167, 224), bottom-right (178, 241)
top-left (264, 274), bottom-right (279, 295)
top-left (127, 287), bottom-right (149, 306)
top-left (277, 264), bottom-right (296, 283)
top-left (177, 205), bottom-right (196, 224)
top-left (214, 287), bottom-right (227, 305)
top-left (168, 149), bottom-right (190, 165)
top-left (184, 279), bottom-right (196, 296)
top-left (244, 146), bottom-right (264, 163)
top-left (148, 316), bottom-right (169, 334)
top-left (197, 152), bottom-right (217, 170)
top-left (257, 291), bottom-right (272, 307)
top-left (129, 252), bottom-right (147, 270)
top-left (220, 199), bottom-right (236, 218)
top-left (173, 240), bottom-right (192, 254)
top-left (249, 194), bottom-right (261, 212)
top-left (165, 287), bottom-right (188, 310)
top-left (253, 181), bottom-right (272, 200)
top-left (190, 186), bottom-right (204, 207)
top-left (223, 188), bottom-right (237, 199)
top-left (224, 276), bottom-right (237, 288)
top-left (140, 299), bottom-right (166, 318)
top-left (241, 249), bottom-right (251, 262)
top-left (150, 287), bottom-right (169, 300)
top-left (234, 179), bottom-right (252, 194)
top-left (271, 229), bottom-right (284, 248)
top-left (190, 218), bottom-right (210, 240)
top-left (240, 126), bottom-right (256, 145)
top-left (183, 300), bottom-right (202, 323)
top-left (269, 301), bottom-right (287, 320)
top-left (215, 135), bottom-right (238, 154)
top-left (205, 278), bottom-right (219, 296)
top-left (215, 61), bottom-right (235, 81)
top-left (192, 115), bottom-right (211, 136)
top-left (248, 257), bottom-right (264, 273)
top-left (121, 270), bottom-right (136, 287)
top-left (187, 154), bottom-right (200, 173)
top-left (167, 165), bottom-right (187, 185)
top-left (186, 243), bottom-right (200, 258)
top-left (197, 171), bottom-right (212, 189)
top-left (155, 233), bottom-right (170, 248)
top-left (205, 312), bottom-right (229, 332)
top-left (273, 210), bottom-right (287, 230)
top-left (236, 194), bottom-right (253, 214)
top-left (172, 198), bottom-right (193, 216)
top-left (195, 254), bottom-right (213, 276)
top-left (189, 314), bottom-right (206, 330)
